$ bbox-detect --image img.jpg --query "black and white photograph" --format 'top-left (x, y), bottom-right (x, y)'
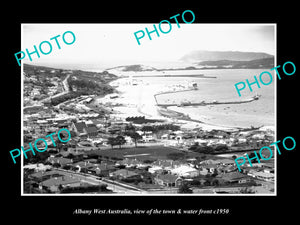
top-left (3, 3), bottom-right (298, 221)
top-left (21, 23), bottom-right (276, 195)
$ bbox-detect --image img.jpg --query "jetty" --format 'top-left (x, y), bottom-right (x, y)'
top-left (154, 90), bottom-right (260, 107)
top-left (126, 74), bottom-right (216, 78)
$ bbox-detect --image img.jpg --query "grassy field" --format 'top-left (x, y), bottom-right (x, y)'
top-left (87, 145), bottom-right (203, 161)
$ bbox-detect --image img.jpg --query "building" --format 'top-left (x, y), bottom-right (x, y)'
top-left (170, 165), bottom-right (199, 178)
top-left (83, 126), bottom-right (98, 138)
top-left (201, 164), bottom-right (218, 174)
top-left (89, 163), bottom-right (116, 176)
top-left (148, 166), bottom-right (164, 174)
top-left (47, 157), bottom-right (73, 166)
top-left (154, 174), bottom-right (182, 187)
top-left (116, 158), bottom-right (146, 168)
top-left (248, 170), bottom-right (275, 182)
top-left (24, 163), bottom-right (51, 172)
top-left (39, 175), bottom-right (81, 192)
top-left (109, 169), bottom-right (140, 179)
top-left (218, 172), bottom-right (251, 184)
top-left (70, 122), bottom-right (87, 135)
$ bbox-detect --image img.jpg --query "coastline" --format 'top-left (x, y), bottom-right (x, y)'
top-left (94, 69), bottom-right (274, 132)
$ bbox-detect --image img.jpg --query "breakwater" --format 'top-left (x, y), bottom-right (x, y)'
top-left (128, 74), bottom-right (216, 78)
top-left (154, 89), bottom-right (260, 107)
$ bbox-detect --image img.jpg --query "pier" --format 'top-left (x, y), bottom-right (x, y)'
top-left (154, 89), bottom-right (260, 107)
top-left (127, 74), bottom-right (216, 78)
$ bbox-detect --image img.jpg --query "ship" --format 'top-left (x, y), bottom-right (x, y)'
top-left (252, 93), bottom-right (261, 100)
top-left (178, 101), bottom-right (192, 107)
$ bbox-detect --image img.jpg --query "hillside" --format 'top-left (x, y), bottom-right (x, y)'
top-left (106, 64), bottom-right (158, 72)
top-left (23, 63), bottom-right (117, 106)
top-left (197, 57), bottom-right (274, 69)
top-left (180, 50), bottom-right (273, 62)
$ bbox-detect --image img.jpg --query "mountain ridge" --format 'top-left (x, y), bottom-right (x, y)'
top-left (180, 50), bottom-right (274, 62)
top-left (197, 57), bottom-right (274, 69)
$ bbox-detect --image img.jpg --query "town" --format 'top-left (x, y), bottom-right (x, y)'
top-left (23, 64), bottom-right (275, 195)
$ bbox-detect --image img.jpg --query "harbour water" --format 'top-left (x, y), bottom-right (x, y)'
top-left (54, 61), bottom-right (275, 130)
top-left (100, 67), bottom-right (275, 130)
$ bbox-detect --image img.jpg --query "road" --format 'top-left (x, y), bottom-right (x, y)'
top-left (24, 74), bottom-right (71, 110)
top-left (54, 168), bottom-right (148, 194)
top-left (41, 74), bottom-right (71, 103)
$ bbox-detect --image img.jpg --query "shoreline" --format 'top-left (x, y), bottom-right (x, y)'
top-left (95, 72), bottom-right (274, 132)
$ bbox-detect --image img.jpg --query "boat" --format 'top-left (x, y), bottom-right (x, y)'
top-left (252, 93), bottom-right (261, 100)
top-left (178, 101), bottom-right (191, 107)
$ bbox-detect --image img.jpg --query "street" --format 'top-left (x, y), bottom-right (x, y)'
top-left (54, 168), bottom-right (148, 194)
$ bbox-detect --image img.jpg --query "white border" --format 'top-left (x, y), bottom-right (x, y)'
top-left (21, 23), bottom-right (277, 196)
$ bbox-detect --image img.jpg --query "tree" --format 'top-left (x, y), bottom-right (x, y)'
top-left (129, 132), bottom-right (142, 148)
top-left (115, 135), bottom-right (126, 149)
top-left (239, 187), bottom-right (255, 194)
top-left (178, 183), bottom-right (193, 194)
top-left (52, 163), bottom-right (61, 168)
top-left (125, 123), bottom-right (136, 133)
top-left (107, 137), bottom-right (117, 149)
top-left (214, 144), bottom-right (228, 152)
top-left (141, 125), bottom-right (154, 134)
top-left (211, 179), bottom-right (219, 186)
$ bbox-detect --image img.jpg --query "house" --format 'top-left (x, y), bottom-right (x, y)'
top-left (248, 170), bottom-right (274, 182)
top-left (83, 126), bottom-right (98, 138)
top-left (109, 169), bottom-right (140, 179)
top-left (170, 165), bottom-right (199, 178)
top-left (152, 159), bottom-right (181, 170)
top-left (142, 131), bottom-right (154, 142)
top-left (48, 157), bottom-right (73, 166)
top-left (217, 158), bottom-right (235, 166)
top-left (72, 161), bottom-right (95, 172)
top-left (221, 165), bottom-right (237, 173)
top-left (89, 163), bottom-right (116, 176)
top-left (116, 158), bottom-right (146, 168)
top-left (154, 174), bottom-right (183, 187)
top-left (199, 159), bottom-right (219, 165)
top-left (148, 166), bottom-right (164, 174)
top-left (39, 175), bottom-right (81, 192)
top-left (24, 163), bottom-right (51, 172)
top-left (201, 164), bottom-right (218, 174)
top-left (29, 170), bottom-right (64, 182)
top-left (70, 122), bottom-right (87, 135)
top-left (263, 168), bottom-right (274, 174)
top-left (218, 172), bottom-right (251, 184)
top-left (73, 160), bottom-right (115, 176)
top-left (199, 167), bottom-right (209, 175)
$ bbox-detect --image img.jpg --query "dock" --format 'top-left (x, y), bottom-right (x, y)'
top-left (154, 89), bottom-right (260, 107)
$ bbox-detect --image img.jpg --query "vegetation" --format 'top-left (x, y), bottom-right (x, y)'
top-left (125, 116), bottom-right (163, 124)
top-left (107, 135), bottom-right (126, 149)
top-left (188, 142), bottom-right (230, 154)
top-left (141, 124), bottom-right (180, 133)
top-left (189, 143), bottom-right (214, 154)
top-left (166, 152), bottom-right (186, 161)
top-left (68, 78), bottom-right (114, 95)
top-left (178, 183), bottom-right (193, 193)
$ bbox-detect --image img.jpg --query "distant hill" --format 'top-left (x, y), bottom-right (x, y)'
top-left (197, 57), bottom-right (274, 69)
top-left (181, 50), bottom-right (273, 62)
top-left (106, 64), bottom-right (158, 72)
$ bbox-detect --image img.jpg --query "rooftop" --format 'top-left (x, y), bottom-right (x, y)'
top-left (110, 169), bottom-right (139, 178)
top-left (40, 175), bottom-right (81, 187)
top-left (219, 172), bottom-right (249, 181)
top-left (156, 173), bottom-right (179, 183)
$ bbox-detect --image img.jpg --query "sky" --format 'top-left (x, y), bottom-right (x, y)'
top-left (22, 23), bottom-right (275, 67)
